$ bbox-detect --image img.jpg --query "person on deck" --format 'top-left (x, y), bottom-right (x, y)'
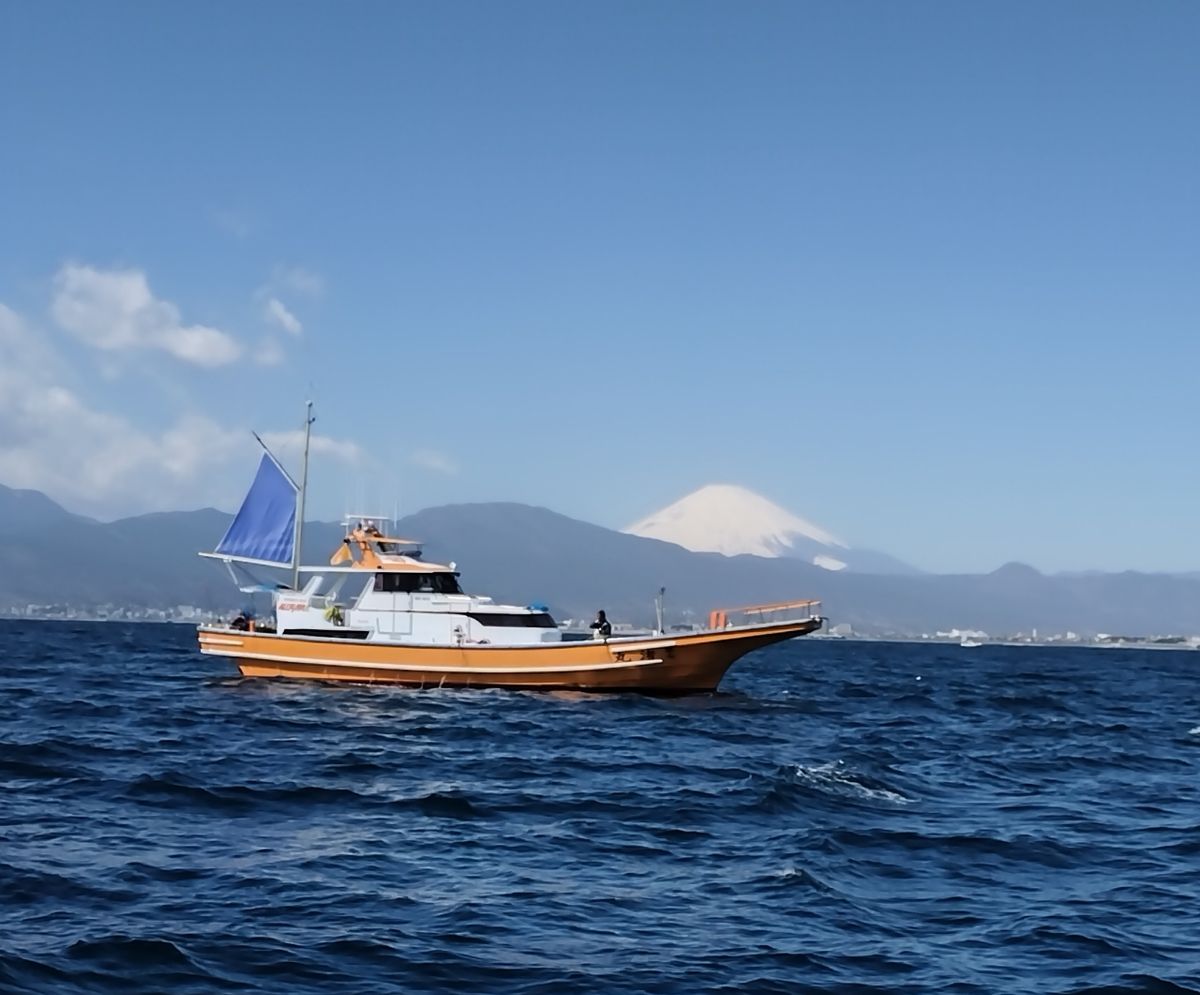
top-left (590, 610), bottom-right (612, 639)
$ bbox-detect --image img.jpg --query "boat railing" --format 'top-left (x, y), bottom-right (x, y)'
top-left (706, 598), bottom-right (823, 630)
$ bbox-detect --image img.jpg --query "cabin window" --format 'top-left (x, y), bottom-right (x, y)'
top-left (467, 612), bottom-right (557, 628)
top-left (374, 572), bottom-right (463, 594)
top-left (426, 573), bottom-right (463, 594)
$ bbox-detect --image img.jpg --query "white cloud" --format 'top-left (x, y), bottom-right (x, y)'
top-left (263, 297), bottom-right (302, 335)
top-left (51, 264), bottom-right (241, 367)
top-left (0, 304), bottom-right (236, 508)
top-left (410, 448), bottom-right (458, 475)
top-left (0, 300), bottom-right (364, 519)
top-left (252, 267), bottom-right (321, 362)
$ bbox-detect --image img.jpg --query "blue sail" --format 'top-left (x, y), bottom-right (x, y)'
top-left (214, 454), bottom-right (298, 565)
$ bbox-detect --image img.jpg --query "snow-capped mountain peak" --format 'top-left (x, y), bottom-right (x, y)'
top-left (623, 484), bottom-right (848, 565)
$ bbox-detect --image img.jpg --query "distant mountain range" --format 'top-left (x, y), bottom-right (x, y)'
top-left (2, 482), bottom-right (1199, 637)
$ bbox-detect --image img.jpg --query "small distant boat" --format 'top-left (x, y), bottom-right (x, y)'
top-left (196, 406), bottom-right (824, 693)
top-left (960, 639), bottom-right (982, 648)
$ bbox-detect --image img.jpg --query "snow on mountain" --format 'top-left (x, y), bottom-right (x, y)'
top-left (813, 554), bottom-right (849, 572)
top-left (623, 484), bottom-right (851, 568)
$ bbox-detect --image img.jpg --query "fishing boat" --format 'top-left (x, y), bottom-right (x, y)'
top-left (197, 406), bottom-right (824, 692)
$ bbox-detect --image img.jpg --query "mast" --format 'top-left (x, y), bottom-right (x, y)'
top-left (292, 400), bottom-right (314, 591)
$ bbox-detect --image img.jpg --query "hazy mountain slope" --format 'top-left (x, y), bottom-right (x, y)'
top-left (0, 484), bottom-right (161, 605)
top-left (804, 562), bottom-right (1200, 636)
top-left (393, 503), bottom-right (1200, 635)
top-left (0, 483), bottom-right (93, 534)
top-left (0, 495), bottom-right (350, 611)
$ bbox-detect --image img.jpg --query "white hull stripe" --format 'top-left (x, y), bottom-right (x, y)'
top-left (196, 618), bottom-right (815, 655)
top-left (197, 626), bottom-right (680, 652)
top-left (200, 647), bottom-right (665, 675)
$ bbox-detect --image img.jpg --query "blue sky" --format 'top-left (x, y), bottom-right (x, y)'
top-left (1, 1), bottom-right (1196, 573)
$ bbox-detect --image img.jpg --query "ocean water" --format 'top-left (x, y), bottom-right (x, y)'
top-left (1, 621), bottom-right (1198, 995)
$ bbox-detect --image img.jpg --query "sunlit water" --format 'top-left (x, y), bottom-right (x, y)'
top-left (2, 621), bottom-right (1198, 994)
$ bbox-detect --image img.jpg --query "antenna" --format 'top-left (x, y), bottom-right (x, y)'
top-left (291, 400), bottom-right (315, 591)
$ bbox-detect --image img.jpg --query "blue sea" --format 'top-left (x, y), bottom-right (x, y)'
top-left (1, 621), bottom-right (1198, 995)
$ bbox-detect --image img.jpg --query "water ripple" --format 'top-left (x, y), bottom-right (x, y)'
top-left (1, 620), bottom-right (1199, 994)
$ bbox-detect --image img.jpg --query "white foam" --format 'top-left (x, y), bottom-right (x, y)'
top-left (791, 760), bottom-right (912, 805)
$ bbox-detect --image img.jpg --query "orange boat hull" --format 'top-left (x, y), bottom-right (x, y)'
top-left (197, 619), bottom-right (822, 693)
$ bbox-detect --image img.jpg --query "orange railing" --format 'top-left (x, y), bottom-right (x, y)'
top-left (707, 598), bottom-right (823, 630)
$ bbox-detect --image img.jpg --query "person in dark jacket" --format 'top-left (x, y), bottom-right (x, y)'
top-left (590, 610), bottom-right (612, 639)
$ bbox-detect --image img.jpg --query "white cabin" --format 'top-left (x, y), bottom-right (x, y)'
top-left (270, 522), bottom-right (562, 647)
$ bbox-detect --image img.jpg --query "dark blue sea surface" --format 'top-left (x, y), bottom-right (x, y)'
top-left (1, 621), bottom-right (1198, 994)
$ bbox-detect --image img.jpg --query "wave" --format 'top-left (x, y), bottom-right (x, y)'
top-left (67, 935), bottom-right (197, 968)
top-left (834, 825), bottom-right (1090, 867)
top-left (0, 951), bottom-right (76, 992)
top-left (123, 772), bottom-right (368, 811)
top-left (0, 862), bottom-right (137, 906)
top-left (5, 622), bottom-right (1200, 995)
top-left (0, 738), bottom-right (96, 781)
top-left (1061, 977), bottom-right (1200, 995)
top-left (119, 772), bottom-right (490, 820)
top-left (780, 761), bottom-right (914, 806)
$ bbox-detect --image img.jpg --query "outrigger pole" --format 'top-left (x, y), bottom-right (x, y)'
top-left (292, 401), bottom-right (315, 591)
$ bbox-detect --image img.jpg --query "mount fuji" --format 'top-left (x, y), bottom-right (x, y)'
top-left (623, 484), bottom-right (919, 575)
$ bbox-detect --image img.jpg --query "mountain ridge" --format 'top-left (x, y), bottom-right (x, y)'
top-left (1, 483), bottom-right (1198, 636)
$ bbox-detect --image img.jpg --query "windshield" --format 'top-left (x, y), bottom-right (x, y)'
top-left (374, 572), bottom-right (463, 594)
